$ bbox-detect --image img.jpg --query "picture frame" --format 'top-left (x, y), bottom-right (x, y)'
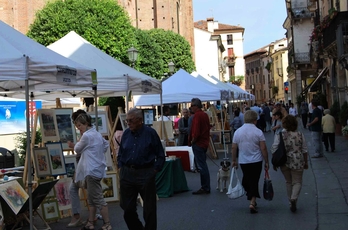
top-left (64, 155), bottom-right (77, 178)
top-left (41, 200), bottom-right (60, 222)
top-left (39, 178), bottom-right (56, 199)
top-left (54, 108), bottom-right (77, 150)
top-left (221, 130), bottom-right (232, 144)
top-left (119, 113), bottom-right (128, 131)
top-left (54, 178), bottom-right (72, 211)
top-left (38, 109), bottom-right (60, 142)
top-left (88, 111), bottom-right (109, 136)
top-left (33, 147), bottom-right (52, 177)
top-left (210, 130), bottom-right (221, 144)
top-left (45, 142), bottom-right (67, 176)
top-left (142, 109), bottom-right (155, 126)
top-left (101, 173), bottom-right (118, 202)
top-left (0, 180), bottom-right (29, 214)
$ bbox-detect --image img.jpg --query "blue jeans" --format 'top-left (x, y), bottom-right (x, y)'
top-left (192, 144), bottom-right (210, 192)
top-left (69, 181), bottom-right (81, 215)
top-left (311, 131), bottom-right (323, 156)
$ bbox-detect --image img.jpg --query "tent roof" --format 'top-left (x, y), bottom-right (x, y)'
top-left (47, 31), bottom-right (161, 97)
top-left (0, 20), bottom-right (96, 94)
top-left (133, 69), bottom-right (223, 106)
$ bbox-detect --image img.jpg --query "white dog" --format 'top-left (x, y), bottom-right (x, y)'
top-left (216, 160), bottom-right (231, 192)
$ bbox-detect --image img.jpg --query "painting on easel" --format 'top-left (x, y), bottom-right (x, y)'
top-left (45, 142), bottom-right (66, 176)
top-left (54, 108), bottom-right (77, 150)
top-left (88, 111), bottom-right (109, 136)
top-left (33, 147), bottom-right (52, 177)
top-left (38, 109), bottom-right (59, 142)
top-left (0, 180), bottom-right (29, 214)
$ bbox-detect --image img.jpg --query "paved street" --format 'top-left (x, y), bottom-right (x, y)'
top-left (23, 123), bottom-right (348, 230)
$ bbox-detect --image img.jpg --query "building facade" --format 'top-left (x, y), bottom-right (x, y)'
top-left (194, 18), bottom-right (245, 84)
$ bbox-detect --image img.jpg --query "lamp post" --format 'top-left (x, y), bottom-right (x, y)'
top-left (127, 46), bottom-right (138, 68)
top-left (168, 61), bottom-right (175, 76)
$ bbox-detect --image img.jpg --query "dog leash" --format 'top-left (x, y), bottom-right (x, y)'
top-left (206, 152), bottom-right (225, 169)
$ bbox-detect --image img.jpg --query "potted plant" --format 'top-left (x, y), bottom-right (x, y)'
top-left (342, 125), bottom-right (348, 137)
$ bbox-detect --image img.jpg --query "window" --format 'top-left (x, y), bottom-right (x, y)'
top-left (228, 48), bottom-right (234, 57)
top-left (227, 34), bottom-right (233, 45)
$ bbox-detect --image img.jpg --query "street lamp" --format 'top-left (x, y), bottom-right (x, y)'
top-left (168, 61), bottom-right (175, 76)
top-left (127, 46), bottom-right (138, 68)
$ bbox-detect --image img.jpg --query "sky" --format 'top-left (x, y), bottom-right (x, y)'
top-left (192, 0), bottom-right (288, 54)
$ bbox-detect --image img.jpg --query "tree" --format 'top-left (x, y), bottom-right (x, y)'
top-left (146, 29), bottom-right (195, 75)
top-left (229, 75), bottom-right (244, 86)
top-left (27, 0), bottom-right (136, 64)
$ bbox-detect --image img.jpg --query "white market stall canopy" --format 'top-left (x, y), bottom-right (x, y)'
top-left (0, 21), bottom-right (96, 94)
top-left (133, 69), bottom-right (224, 106)
top-left (47, 31), bottom-right (161, 97)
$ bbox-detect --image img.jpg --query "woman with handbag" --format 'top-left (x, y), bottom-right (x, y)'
top-left (270, 115), bottom-right (308, 212)
top-left (232, 110), bottom-right (269, 214)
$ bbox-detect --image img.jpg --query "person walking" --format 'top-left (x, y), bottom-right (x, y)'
top-left (117, 108), bottom-right (165, 230)
top-left (271, 115), bottom-right (308, 212)
top-left (189, 98), bottom-right (211, 194)
top-left (322, 109), bottom-right (336, 152)
top-left (307, 99), bottom-right (323, 158)
top-left (177, 108), bottom-right (189, 146)
top-left (289, 103), bottom-right (298, 117)
top-left (300, 102), bottom-right (309, 129)
top-left (232, 110), bottom-right (269, 214)
top-left (263, 103), bottom-right (271, 132)
top-left (72, 113), bottom-right (112, 230)
top-left (272, 111), bottom-right (283, 135)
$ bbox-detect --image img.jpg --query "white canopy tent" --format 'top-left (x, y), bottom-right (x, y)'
top-left (133, 69), bottom-right (224, 106)
top-left (0, 21), bottom-right (97, 230)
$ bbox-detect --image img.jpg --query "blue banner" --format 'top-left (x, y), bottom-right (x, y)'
top-left (0, 101), bottom-right (42, 135)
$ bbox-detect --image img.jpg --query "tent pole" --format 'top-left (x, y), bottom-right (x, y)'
top-left (93, 86), bottom-right (98, 131)
top-left (160, 82), bottom-right (164, 141)
top-left (126, 75), bottom-right (129, 112)
top-left (25, 56), bottom-right (34, 230)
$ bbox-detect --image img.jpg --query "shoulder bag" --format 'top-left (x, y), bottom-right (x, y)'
top-left (226, 167), bottom-right (245, 199)
top-left (271, 132), bottom-right (287, 167)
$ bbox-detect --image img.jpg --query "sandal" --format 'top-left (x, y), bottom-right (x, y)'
top-left (249, 203), bottom-right (258, 214)
top-left (80, 220), bottom-right (95, 230)
top-left (99, 222), bottom-right (112, 230)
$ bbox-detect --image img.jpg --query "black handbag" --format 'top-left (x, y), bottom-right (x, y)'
top-left (263, 169), bottom-right (274, 201)
top-left (271, 132), bottom-right (287, 167)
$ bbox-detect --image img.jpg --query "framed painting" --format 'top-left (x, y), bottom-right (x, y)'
top-left (45, 142), bottom-right (66, 176)
top-left (54, 108), bottom-right (77, 150)
top-left (41, 200), bottom-right (60, 221)
top-left (210, 131), bottom-right (221, 144)
top-left (38, 109), bottom-right (59, 142)
top-left (33, 147), bottom-right (52, 177)
top-left (54, 178), bottom-right (72, 211)
top-left (64, 155), bottom-right (77, 178)
top-left (88, 111), bottom-right (109, 136)
top-left (142, 109), bottom-right (155, 126)
top-left (119, 113), bottom-right (128, 131)
top-left (0, 180), bottom-right (29, 214)
top-left (221, 130), bottom-right (232, 144)
top-left (101, 173), bottom-right (118, 202)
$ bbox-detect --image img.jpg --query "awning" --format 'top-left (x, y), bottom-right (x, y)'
top-left (301, 67), bottom-right (328, 95)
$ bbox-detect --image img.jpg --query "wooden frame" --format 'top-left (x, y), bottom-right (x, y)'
top-left (54, 178), bottom-right (72, 211)
top-left (38, 109), bottom-right (59, 142)
top-left (45, 142), bottom-right (66, 176)
top-left (210, 130), bottom-right (221, 144)
top-left (88, 111), bottom-right (109, 136)
top-left (64, 155), bottom-right (77, 178)
top-left (119, 113), bottom-right (128, 131)
top-left (221, 130), bottom-right (232, 144)
top-left (208, 136), bottom-right (218, 159)
top-left (54, 108), bottom-right (77, 150)
top-left (33, 147), bottom-right (52, 177)
top-left (0, 180), bottom-right (29, 214)
top-left (41, 200), bottom-right (60, 221)
top-left (101, 172), bottom-right (118, 202)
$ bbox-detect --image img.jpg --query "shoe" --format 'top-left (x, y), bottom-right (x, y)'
top-left (311, 155), bottom-right (323, 158)
top-left (67, 218), bottom-right (84, 228)
top-left (290, 200), bottom-right (297, 212)
top-left (249, 203), bottom-right (258, 214)
top-left (192, 188), bottom-right (210, 195)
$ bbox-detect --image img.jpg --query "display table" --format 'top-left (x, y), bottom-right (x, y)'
top-left (165, 146), bottom-right (194, 171)
top-left (155, 158), bottom-right (189, 198)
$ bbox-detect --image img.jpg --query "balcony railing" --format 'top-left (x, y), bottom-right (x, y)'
top-left (294, 52), bottom-right (310, 63)
top-left (323, 11), bottom-right (348, 48)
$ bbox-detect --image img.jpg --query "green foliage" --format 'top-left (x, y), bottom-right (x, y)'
top-left (339, 101), bottom-right (348, 125)
top-left (134, 29), bottom-right (165, 79)
top-left (229, 75), bottom-right (244, 86)
top-left (98, 97), bottom-right (125, 121)
top-left (14, 131), bottom-right (42, 166)
top-left (330, 100), bottom-right (340, 124)
top-left (27, 0), bottom-right (136, 64)
top-left (146, 29), bottom-right (195, 75)
top-left (272, 86), bottom-right (279, 95)
top-left (265, 62), bottom-right (272, 72)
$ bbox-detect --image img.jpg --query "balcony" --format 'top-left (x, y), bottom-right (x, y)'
top-left (294, 52), bottom-right (310, 63)
top-left (225, 55), bottom-right (236, 66)
top-left (322, 11), bottom-right (348, 49)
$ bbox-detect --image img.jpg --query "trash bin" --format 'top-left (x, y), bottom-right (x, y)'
top-left (0, 147), bottom-right (15, 169)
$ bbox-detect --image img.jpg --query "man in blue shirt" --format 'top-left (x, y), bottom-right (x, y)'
top-left (117, 108), bottom-right (165, 230)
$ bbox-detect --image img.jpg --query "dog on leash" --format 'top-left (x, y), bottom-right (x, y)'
top-left (216, 160), bottom-right (231, 192)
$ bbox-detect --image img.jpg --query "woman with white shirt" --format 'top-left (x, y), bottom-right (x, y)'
top-left (232, 110), bottom-right (269, 214)
top-left (289, 103), bottom-right (298, 117)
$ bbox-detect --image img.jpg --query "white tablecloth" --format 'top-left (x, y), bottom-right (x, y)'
top-left (165, 146), bottom-right (194, 171)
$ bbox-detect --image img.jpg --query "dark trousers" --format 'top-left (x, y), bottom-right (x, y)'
top-left (240, 161), bottom-right (263, 200)
top-left (322, 132), bottom-right (335, 151)
top-left (192, 144), bottom-right (210, 191)
top-left (301, 113), bottom-right (308, 128)
top-left (120, 167), bottom-right (157, 230)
